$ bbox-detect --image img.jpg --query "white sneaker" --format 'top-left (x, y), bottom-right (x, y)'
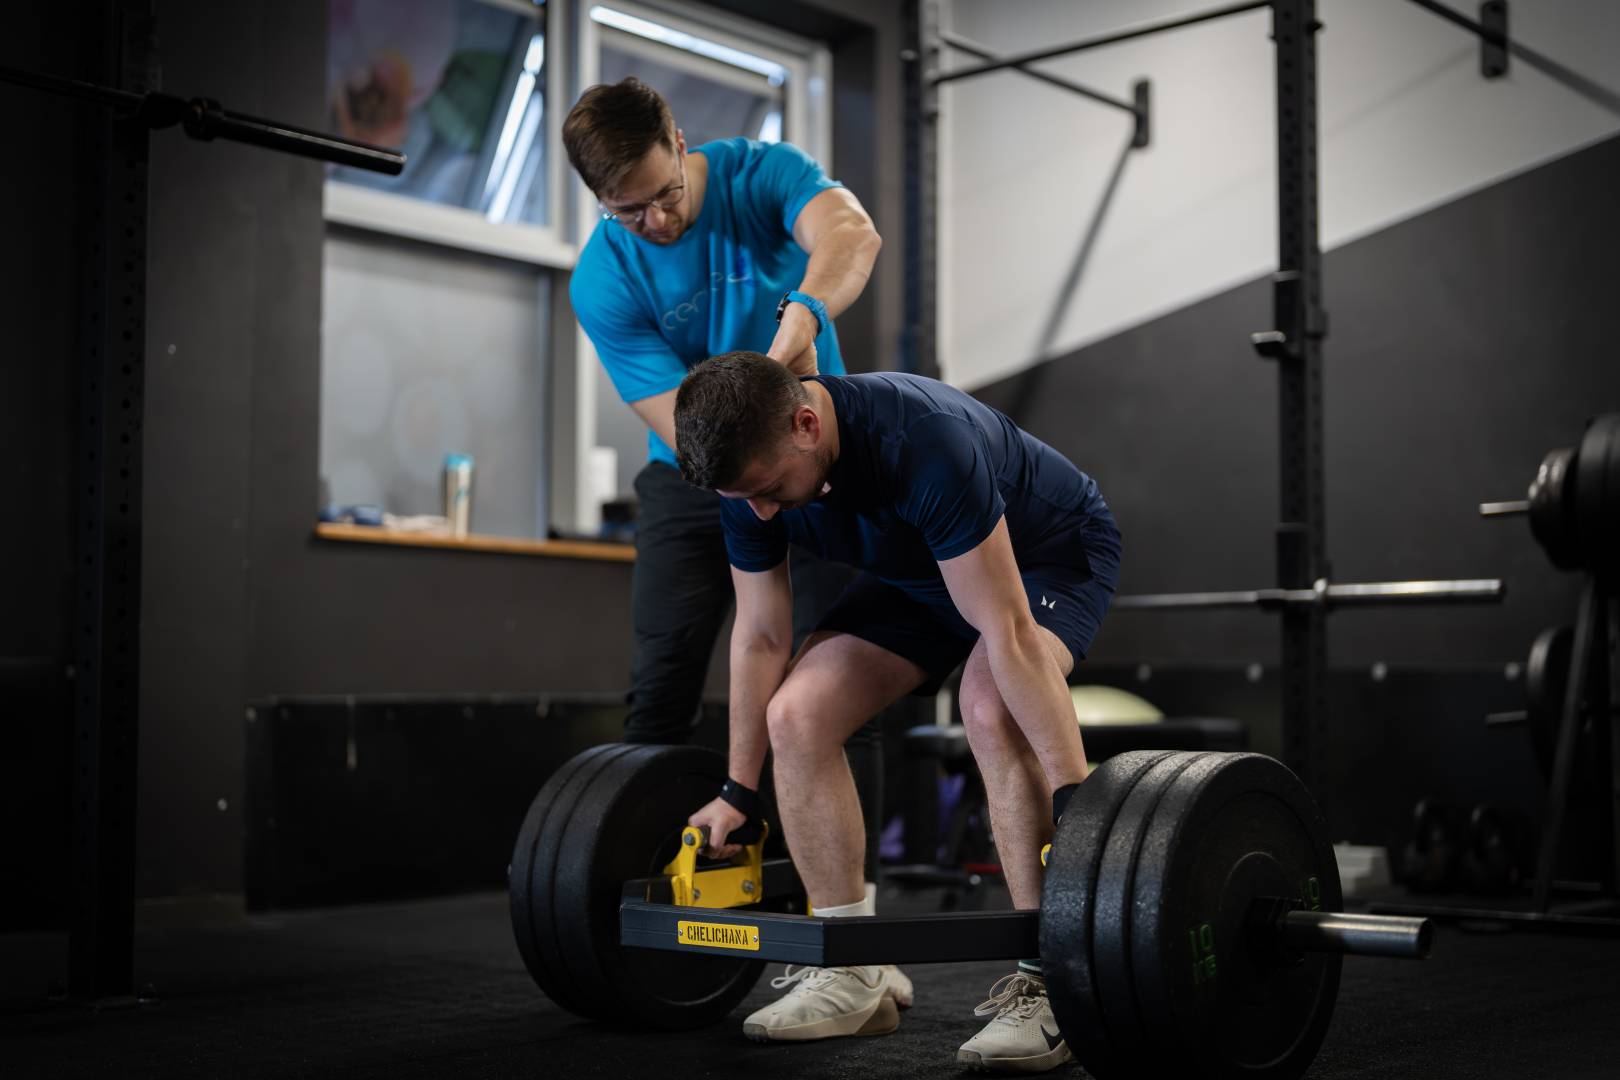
top-left (741, 964), bottom-right (904, 1041)
top-left (880, 964), bottom-right (915, 1009)
top-left (955, 972), bottom-right (1073, 1073)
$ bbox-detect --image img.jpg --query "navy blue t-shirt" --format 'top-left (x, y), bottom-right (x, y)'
top-left (720, 373), bottom-right (1111, 602)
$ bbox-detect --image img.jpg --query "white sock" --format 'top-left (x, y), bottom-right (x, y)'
top-left (812, 892), bottom-right (876, 918)
top-left (808, 891), bottom-right (879, 980)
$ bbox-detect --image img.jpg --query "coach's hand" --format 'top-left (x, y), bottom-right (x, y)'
top-left (767, 308), bottom-right (820, 377)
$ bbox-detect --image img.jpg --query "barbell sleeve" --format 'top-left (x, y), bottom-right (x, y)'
top-left (1323, 579), bottom-right (1505, 604)
top-left (1278, 910), bottom-right (1434, 959)
top-left (1111, 589), bottom-right (1266, 610)
top-left (1113, 578), bottom-right (1505, 611)
top-left (1479, 500), bottom-right (1530, 516)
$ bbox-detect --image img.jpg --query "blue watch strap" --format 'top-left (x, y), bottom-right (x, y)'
top-left (777, 290), bottom-right (830, 338)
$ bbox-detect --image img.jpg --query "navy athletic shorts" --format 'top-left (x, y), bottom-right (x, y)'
top-left (813, 514), bottom-right (1121, 696)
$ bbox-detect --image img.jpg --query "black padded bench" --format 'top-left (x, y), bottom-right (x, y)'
top-left (892, 718), bottom-right (1248, 879)
top-left (903, 717), bottom-right (1249, 770)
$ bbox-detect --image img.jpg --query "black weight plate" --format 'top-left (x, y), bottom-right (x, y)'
top-left (1090, 752), bottom-right (1212, 1070)
top-left (1575, 413), bottom-right (1620, 578)
top-left (510, 742), bottom-right (641, 1016)
top-left (1528, 446), bottom-right (1579, 570)
top-left (1041, 750), bottom-right (1181, 1080)
top-left (552, 744), bottom-right (767, 1028)
top-left (538, 742), bottom-right (664, 1015)
top-left (1526, 625), bottom-right (1574, 782)
top-left (1132, 753), bottom-right (1343, 1080)
top-left (1525, 624), bottom-right (1604, 802)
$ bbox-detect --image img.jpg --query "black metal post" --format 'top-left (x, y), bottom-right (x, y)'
top-left (1267, 0), bottom-right (1329, 799)
top-left (903, 0), bottom-right (940, 379)
top-left (69, 0), bottom-right (151, 1004)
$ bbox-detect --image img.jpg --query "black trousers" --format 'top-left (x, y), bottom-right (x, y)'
top-left (624, 460), bottom-right (884, 881)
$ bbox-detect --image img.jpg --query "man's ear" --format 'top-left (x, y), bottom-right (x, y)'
top-left (791, 403), bottom-right (820, 445)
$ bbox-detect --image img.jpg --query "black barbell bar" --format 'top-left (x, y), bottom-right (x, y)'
top-left (0, 63), bottom-right (405, 174)
top-left (618, 901), bottom-right (1431, 967)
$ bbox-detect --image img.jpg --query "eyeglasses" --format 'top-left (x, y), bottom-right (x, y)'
top-left (600, 157), bottom-right (687, 226)
top-left (600, 184), bottom-right (685, 225)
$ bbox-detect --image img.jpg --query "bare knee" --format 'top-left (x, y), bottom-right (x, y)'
top-left (959, 677), bottom-right (1020, 753)
top-left (766, 689), bottom-right (835, 760)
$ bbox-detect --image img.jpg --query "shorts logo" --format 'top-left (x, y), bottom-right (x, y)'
top-left (1041, 595), bottom-right (1059, 610)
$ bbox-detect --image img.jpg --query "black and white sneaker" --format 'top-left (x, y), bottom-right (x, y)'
top-left (955, 972), bottom-right (1073, 1073)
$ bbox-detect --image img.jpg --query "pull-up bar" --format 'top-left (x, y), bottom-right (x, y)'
top-left (1406, 0), bottom-right (1620, 115)
top-left (939, 32), bottom-right (1137, 115)
top-left (938, 33), bottom-right (1151, 148)
top-left (930, 0), bottom-right (1271, 87)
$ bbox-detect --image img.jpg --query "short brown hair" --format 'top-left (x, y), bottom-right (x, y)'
top-left (562, 77), bottom-right (677, 196)
top-left (675, 353), bottom-right (809, 491)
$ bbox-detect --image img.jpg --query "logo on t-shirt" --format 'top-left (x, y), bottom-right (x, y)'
top-left (660, 266), bottom-right (756, 334)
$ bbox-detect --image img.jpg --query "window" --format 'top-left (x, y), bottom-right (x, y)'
top-left (594, 6), bottom-right (789, 146)
top-left (319, 0), bottom-right (567, 541)
top-left (319, 231), bottom-right (551, 540)
top-left (324, 0), bottom-right (570, 266)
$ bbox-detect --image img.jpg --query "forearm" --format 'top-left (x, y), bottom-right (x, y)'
top-left (726, 630), bottom-right (792, 790)
top-left (984, 619), bottom-right (1088, 788)
top-left (796, 222), bottom-right (881, 319)
top-left (628, 388), bottom-right (677, 450)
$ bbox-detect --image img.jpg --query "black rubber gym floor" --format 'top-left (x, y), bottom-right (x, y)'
top-left (3, 887), bottom-right (1617, 1079)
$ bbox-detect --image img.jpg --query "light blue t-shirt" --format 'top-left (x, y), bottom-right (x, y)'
top-left (570, 137), bottom-right (848, 467)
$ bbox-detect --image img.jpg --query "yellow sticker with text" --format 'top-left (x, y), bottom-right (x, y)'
top-left (676, 920), bottom-right (761, 951)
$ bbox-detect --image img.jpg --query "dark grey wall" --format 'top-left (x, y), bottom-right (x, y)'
top-left (135, 0), bottom-right (638, 901)
top-left (975, 132), bottom-right (1620, 669)
top-left (1, 4), bottom-right (99, 929)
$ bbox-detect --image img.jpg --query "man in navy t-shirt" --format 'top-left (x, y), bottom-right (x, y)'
top-left (562, 79), bottom-right (909, 1040)
top-left (678, 352), bottom-right (1120, 1072)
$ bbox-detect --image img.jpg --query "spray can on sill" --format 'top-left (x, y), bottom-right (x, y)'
top-left (444, 453), bottom-right (474, 538)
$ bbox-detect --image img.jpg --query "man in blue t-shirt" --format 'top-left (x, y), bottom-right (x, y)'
top-left (564, 76), bottom-right (885, 731)
top-left (561, 78), bottom-right (907, 1013)
top-left (675, 353), bottom-right (1121, 1072)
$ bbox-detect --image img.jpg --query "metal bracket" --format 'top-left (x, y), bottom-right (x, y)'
top-left (1132, 79), bottom-right (1152, 148)
top-left (1252, 269), bottom-right (1328, 361)
top-left (1481, 1), bottom-right (1509, 79)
